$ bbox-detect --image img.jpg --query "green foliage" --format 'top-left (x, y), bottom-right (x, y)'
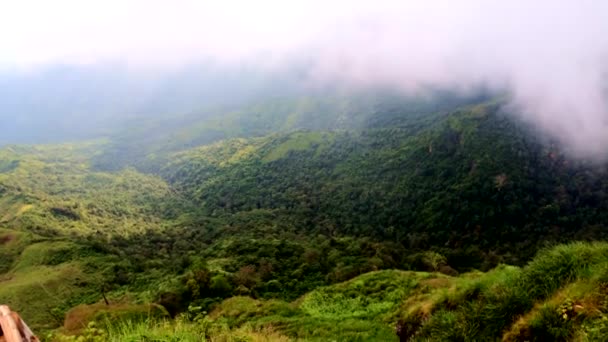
top-left (210, 274), bottom-right (233, 297)
top-left (203, 271), bottom-right (462, 341)
top-left (90, 318), bottom-right (295, 342)
top-left (92, 242), bottom-right (608, 342)
top-left (152, 100), bottom-right (608, 271)
top-left (300, 270), bottom-right (423, 320)
top-left (0, 143), bottom-right (188, 237)
top-left (13, 241), bottom-right (94, 270)
top-left (53, 322), bottom-right (107, 342)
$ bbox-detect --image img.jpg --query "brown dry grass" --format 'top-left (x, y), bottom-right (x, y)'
top-left (63, 301), bottom-right (166, 334)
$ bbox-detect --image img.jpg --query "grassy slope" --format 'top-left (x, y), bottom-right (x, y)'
top-left (0, 227), bottom-right (108, 331)
top-left (399, 242), bottom-right (608, 341)
top-left (88, 242), bottom-right (608, 341)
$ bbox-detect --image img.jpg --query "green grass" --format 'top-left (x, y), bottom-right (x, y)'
top-left (0, 227), bottom-right (36, 272)
top-left (300, 270), bottom-right (428, 320)
top-left (53, 318), bottom-right (294, 342)
top-left (12, 241), bottom-right (96, 270)
top-left (205, 271), bottom-right (457, 341)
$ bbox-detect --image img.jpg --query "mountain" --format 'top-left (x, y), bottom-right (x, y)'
top-left (1, 92), bottom-right (608, 340)
top-left (101, 95), bottom-right (608, 267)
top-left (91, 90), bottom-right (485, 171)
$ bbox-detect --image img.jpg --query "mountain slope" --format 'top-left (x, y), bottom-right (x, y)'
top-left (158, 101), bottom-right (608, 268)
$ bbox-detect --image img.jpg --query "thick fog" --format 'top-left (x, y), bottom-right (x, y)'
top-left (0, 65), bottom-right (304, 144)
top-left (1, 1), bottom-right (607, 157)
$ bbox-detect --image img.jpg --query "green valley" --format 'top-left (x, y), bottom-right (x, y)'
top-left (1, 94), bottom-right (608, 341)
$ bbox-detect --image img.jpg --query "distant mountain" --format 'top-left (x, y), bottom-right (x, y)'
top-left (91, 91), bottom-right (488, 171)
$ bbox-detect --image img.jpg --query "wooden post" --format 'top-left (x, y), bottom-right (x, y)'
top-left (0, 305), bottom-right (39, 342)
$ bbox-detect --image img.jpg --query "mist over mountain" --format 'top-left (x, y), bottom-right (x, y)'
top-left (0, 64), bottom-right (310, 144)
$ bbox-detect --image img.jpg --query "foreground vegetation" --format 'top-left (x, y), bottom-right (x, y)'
top-left (48, 242), bottom-right (608, 341)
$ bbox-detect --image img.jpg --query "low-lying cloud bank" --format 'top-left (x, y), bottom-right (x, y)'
top-left (1, 0), bottom-right (608, 157)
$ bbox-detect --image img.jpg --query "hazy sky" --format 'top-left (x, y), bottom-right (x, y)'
top-left (1, 0), bottom-right (608, 157)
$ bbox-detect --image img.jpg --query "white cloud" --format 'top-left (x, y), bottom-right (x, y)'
top-left (1, 0), bottom-right (608, 157)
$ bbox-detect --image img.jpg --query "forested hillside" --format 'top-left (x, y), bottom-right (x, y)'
top-left (120, 96), bottom-right (608, 268)
top-left (2, 93), bottom-right (608, 340)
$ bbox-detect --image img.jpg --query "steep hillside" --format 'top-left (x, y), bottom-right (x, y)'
top-left (160, 101), bottom-right (608, 268)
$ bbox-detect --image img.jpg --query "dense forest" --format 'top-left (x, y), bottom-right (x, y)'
top-left (1, 93), bottom-right (608, 340)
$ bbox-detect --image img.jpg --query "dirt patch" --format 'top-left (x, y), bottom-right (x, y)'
top-left (0, 234), bottom-right (15, 245)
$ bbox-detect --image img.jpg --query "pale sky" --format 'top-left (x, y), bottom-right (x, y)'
top-left (0, 0), bottom-right (343, 67)
top-left (1, 0), bottom-right (608, 158)
top-left (2, 1), bottom-right (603, 69)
